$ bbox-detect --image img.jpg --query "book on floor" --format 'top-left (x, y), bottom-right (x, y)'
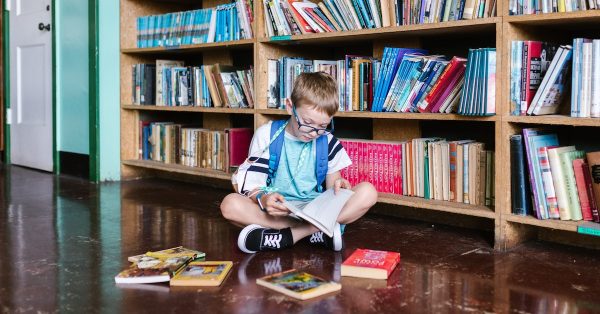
top-left (170, 261), bottom-right (233, 286)
top-left (341, 248), bottom-right (400, 279)
top-left (282, 188), bottom-right (354, 237)
top-left (256, 269), bottom-right (341, 300)
top-left (127, 246), bottom-right (206, 263)
top-left (115, 255), bottom-right (193, 284)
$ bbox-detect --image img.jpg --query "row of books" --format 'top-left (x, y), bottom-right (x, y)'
top-left (115, 246), bottom-right (400, 300)
top-left (139, 122), bottom-right (253, 172)
top-left (511, 39), bottom-right (600, 118)
top-left (571, 38), bottom-right (600, 118)
top-left (340, 137), bottom-right (494, 206)
top-left (263, 0), bottom-right (496, 37)
top-left (509, 0), bottom-right (599, 15)
top-left (267, 47), bottom-right (496, 116)
top-left (136, 1), bottom-right (253, 48)
top-left (511, 128), bottom-right (600, 222)
top-left (132, 60), bottom-right (255, 108)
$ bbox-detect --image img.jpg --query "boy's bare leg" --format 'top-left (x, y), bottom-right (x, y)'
top-left (337, 182), bottom-right (378, 225)
top-left (221, 193), bottom-right (298, 230)
top-left (221, 193), bottom-right (318, 242)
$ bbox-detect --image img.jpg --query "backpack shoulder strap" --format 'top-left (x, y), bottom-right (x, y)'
top-left (266, 120), bottom-right (287, 186)
top-left (314, 135), bottom-right (329, 192)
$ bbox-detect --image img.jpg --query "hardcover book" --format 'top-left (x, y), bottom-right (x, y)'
top-left (170, 261), bottom-right (233, 286)
top-left (256, 269), bottom-right (341, 300)
top-left (340, 248), bottom-right (400, 279)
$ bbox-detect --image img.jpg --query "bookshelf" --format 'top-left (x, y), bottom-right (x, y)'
top-left (120, 0), bottom-right (600, 250)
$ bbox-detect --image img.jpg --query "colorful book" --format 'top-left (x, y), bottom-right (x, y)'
top-left (115, 255), bottom-right (192, 284)
top-left (128, 246), bottom-right (205, 263)
top-left (256, 269), bottom-right (342, 300)
top-left (170, 261), bottom-right (233, 286)
top-left (340, 249), bottom-right (400, 279)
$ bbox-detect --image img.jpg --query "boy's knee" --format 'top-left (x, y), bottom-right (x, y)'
top-left (356, 182), bottom-right (378, 207)
top-left (220, 193), bottom-right (241, 220)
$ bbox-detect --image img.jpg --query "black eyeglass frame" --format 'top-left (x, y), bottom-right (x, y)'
top-left (291, 106), bottom-right (335, 135)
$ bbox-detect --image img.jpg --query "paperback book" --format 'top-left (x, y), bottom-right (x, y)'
top-left (282, 188), bottom-right (354, 237)
top-left (256, 269), bottom-right (341, 300)
top-left (170, 261), bottom-right (233, 286)
top-left (115, 255), bottom-right (192, 284)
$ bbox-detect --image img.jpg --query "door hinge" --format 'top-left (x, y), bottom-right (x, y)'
top-left (6, 108), bottom-right (11, 125)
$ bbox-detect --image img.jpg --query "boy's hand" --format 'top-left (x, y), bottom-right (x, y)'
top-left (261, 193), bottom-right (289, 216)
top-left (334, 178), bottom-right (352, 194)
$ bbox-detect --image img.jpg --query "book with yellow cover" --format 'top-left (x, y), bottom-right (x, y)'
top-left (127, 246), bottom-right (205, 263)
top-left (256, 269), bottom-right (341, 300)
top-left (170, 261), bottom-right (233, 286)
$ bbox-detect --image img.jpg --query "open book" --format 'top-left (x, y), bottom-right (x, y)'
top-left (282, 188), bottom-right (354, 237)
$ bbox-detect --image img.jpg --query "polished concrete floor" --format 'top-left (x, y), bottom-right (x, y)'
top-left (1, 165), bottom-right (600, 313)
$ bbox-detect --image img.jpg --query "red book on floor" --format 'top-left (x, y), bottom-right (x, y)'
top-left (341, 249), bottom-right (400, 279)
top-left (226, 128), bottom-right (253, 168)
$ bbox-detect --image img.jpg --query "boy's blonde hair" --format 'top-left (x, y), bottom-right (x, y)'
top-left (291, 72), bottom-right (338, 116)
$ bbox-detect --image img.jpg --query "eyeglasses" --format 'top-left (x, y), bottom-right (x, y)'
top-left (292, 106), bottom-right (334, 135)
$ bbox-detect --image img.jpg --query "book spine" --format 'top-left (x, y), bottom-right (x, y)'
top-left (573, 159), bottom-right (593, 221)
top-left (538, 146), bottom-right (560, 219)
top-left (510, 135), bottom-right (529, 215)
top-left (583, 160), bottom-right (600, 223)
top-left (560, 151), bottom-right (585, 220)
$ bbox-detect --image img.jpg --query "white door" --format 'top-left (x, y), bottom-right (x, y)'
top-left (9, 0), bottom-right (53, 171)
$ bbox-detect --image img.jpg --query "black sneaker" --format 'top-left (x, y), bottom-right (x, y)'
top-left (237, 224), bottom-right (293, 253)
top-left (307, 223), bottom-right (343, 251)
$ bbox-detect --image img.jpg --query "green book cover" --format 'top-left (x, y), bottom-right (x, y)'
top-left (559, 150), bottom-right (585, 220)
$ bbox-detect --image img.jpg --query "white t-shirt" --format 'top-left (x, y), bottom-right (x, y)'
top-left (232, 120), bottom-right (352, 196)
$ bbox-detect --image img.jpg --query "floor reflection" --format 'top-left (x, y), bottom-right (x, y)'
top-left (1, 165), bottom-right (600, 313)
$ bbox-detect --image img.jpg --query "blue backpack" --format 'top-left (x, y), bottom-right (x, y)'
top-left (266, 120), bottom-right (328, 192)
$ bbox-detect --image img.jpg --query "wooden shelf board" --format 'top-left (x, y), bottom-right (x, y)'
top-left (259, 18), bottom-right (500, 44)
top-left (256, 109), bottom-right (498, 121)
top-left (122, 160), bottom-right (231, 180)
top-left (505, 115), bottom-right (600, 127)
top-left (506, 10), bottom-right (600, 25)
top-left (378, 193), bottom-right (496, 219)
top-left (504, 214), bottom-right (584, 232)
top-left (122, 104), bottom-right (255, 114)
top-left (121, 39), bottom-right (254, 54)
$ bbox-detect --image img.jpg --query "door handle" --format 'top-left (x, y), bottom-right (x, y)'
top-left (38, 23), bottom-right (51, 31)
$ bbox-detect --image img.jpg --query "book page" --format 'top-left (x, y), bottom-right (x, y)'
top-left (283, 188), bottom-right (354, 237)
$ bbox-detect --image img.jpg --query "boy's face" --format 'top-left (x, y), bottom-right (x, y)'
top-left (285, 101), bottom-right (333, 142)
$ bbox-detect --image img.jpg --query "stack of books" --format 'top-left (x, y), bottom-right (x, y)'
top-left (263, 0), bottom-right (497, 37)
top-left (511, 129), bottom-right (600, 222)
top-left (132, 60), bottom-right (254, 108)
top-left (115, 246), bottom-right (234, 287)
top-left (340, 137), bottom-right (494, 206)
top-left (509, 0), bottom-right (599, 15)
top-left (138, 125), bottom-right (252, 173)
top-left (136, 0), bottom-right (253, 48)
top-left (267, 46), bottom-right (496, 116)
top-left (510, 38), bottom-right (600, 118)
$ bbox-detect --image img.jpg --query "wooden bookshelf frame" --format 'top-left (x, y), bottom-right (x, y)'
top-left (120, 0), bottom-right (600, 250)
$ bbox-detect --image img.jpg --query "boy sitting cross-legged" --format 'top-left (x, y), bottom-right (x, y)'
top-left (221, 72), bottom-right (377, 253)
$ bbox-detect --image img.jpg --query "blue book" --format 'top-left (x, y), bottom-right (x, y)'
top-left (458, 49), bottom-right (475, 115)
top-left (373, 47), bottom-right (394, 111)
top-left (510, 135), bottom-right (532, 216)
top-left (375, 48), bottom-right (427, 111)
top-left (529, 134), bottom-right (559, 219)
